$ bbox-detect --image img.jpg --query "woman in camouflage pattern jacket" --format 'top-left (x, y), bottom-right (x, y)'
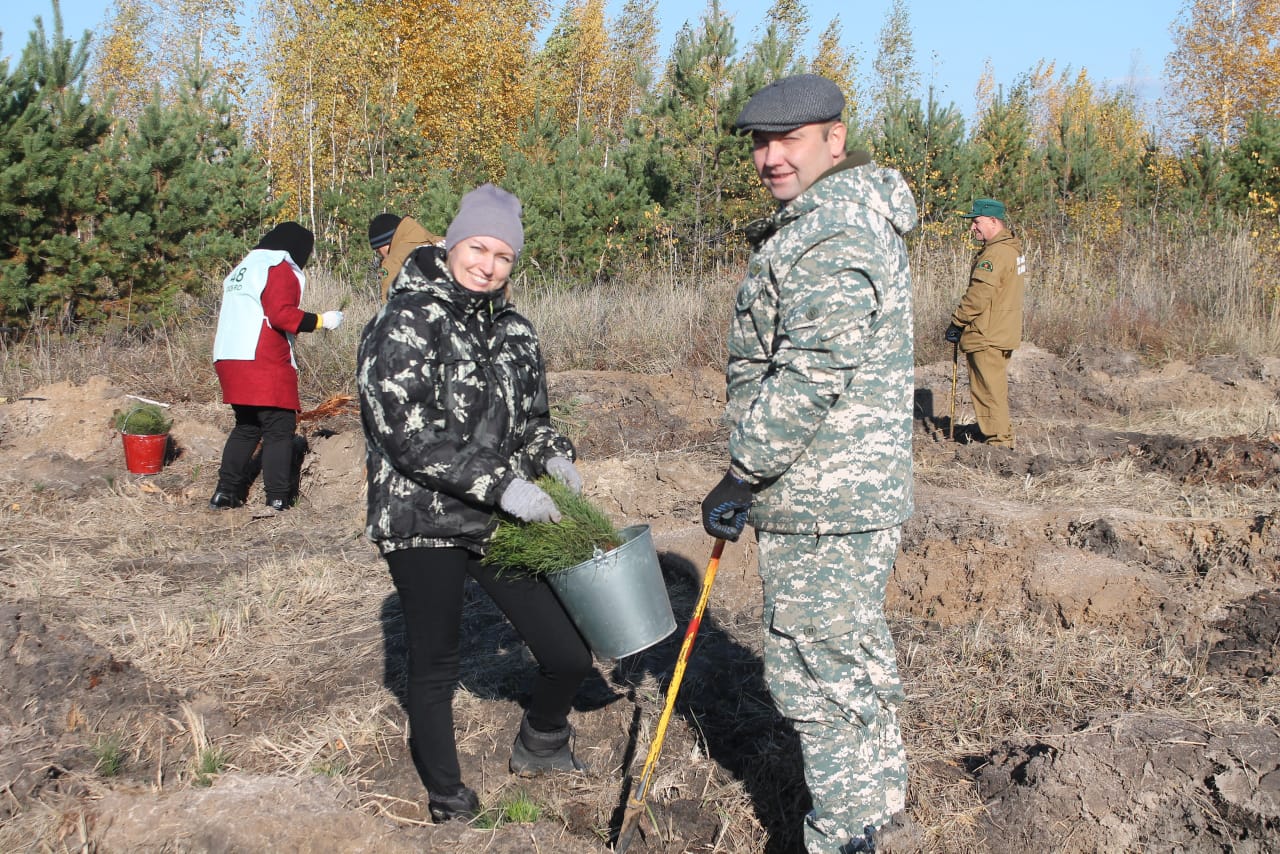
top-left (356, 185), bottom-right (591, 824)
top-left (358, 242), bottom-right (573, 552)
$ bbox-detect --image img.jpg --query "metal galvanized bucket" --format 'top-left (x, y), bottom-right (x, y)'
top-left (546, 524), bottom-right (676, 659)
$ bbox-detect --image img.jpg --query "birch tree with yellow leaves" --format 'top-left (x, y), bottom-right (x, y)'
top-left (1166, 0), bottom-right (1280, 147)
top-left (260, 0), bottom-right (542, 241)
top-left (92, 0), bottom-right (247, 116)
top-left (534, 0), bottom-right (657, 160)
top-left (811, 16), bottom-right (862, 135)
top-left (89, 0), bottom-right (154, 122)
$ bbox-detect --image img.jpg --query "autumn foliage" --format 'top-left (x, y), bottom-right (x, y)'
top-left (3, 0), bottom-right (1280, 337)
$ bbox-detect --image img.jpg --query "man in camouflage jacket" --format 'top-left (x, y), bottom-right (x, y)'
top-left (357, 243), bottom-right (574, 555)
top-left (701, 74), bottom-right (917, 854)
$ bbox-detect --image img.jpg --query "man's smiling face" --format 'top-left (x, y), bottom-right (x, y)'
top-left (751, 121), bottom-right (847, 203)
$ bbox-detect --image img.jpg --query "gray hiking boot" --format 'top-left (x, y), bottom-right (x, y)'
top-left (509, 713), bottom-right (587, 777)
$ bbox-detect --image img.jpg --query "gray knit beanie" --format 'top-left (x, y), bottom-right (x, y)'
top-left (444, 184), bottom-right (524, 256)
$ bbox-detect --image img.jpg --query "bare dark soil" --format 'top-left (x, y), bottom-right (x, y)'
top-left (1, 345), bottom-right (1278, 852)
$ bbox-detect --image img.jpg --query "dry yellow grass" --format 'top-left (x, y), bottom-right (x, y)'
top-left (5, 218), bottom-right (1279, 404)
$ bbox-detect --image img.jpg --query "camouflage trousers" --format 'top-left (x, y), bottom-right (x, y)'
top-left (756, 526), bottom-right (907, 854)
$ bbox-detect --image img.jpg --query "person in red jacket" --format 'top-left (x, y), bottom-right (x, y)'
top-left (209, 222), bottom-right (344, 511)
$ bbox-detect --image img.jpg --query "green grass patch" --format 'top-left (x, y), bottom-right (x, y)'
top-left (474, 790), bottom-right (544, 828)
top-left (93, 733), bottom-right (125, 777)
top-left (312, 756), bottom-right (349, 777)
top-left (484, 476), bottom-right (622, 576)
top-left (192, 745), bottom-right (227, 787)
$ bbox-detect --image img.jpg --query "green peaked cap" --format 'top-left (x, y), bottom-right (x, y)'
top-left (959, 198), bottom-right (1007, 219)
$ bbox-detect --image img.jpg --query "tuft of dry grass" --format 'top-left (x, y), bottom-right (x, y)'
top-left (916, 440), bottom-right (1280, 519)
top-left (516, 268), bottom-right (737, 374)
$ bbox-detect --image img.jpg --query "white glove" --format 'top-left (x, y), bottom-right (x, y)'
top-left (545, 456), bottom-right (582, 494)
top-left (320, 310), bottom-right (344, 330)
top-left (499, 478), bottom-right (562, 523)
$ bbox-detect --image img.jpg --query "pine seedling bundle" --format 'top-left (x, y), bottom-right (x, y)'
top-left (484, 477), bottom-right (622, 576)
top-left (113, 403), bottom-right (172, 435)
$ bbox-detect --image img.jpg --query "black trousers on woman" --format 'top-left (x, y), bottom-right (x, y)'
top-left (386, 546), bottom-right (593, 794)
top-left (216, 404), bottom-right (296, 503)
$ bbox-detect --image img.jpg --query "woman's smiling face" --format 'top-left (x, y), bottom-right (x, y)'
top-left (447, 235), bottom-right (516, 293)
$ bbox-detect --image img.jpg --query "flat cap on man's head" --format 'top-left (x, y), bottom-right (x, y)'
top-left (735, 74), bottom-right (845, 133)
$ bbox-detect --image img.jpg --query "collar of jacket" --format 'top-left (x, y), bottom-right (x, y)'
top-left (742, 149), bottom-right (874, 250)
top-left (396, 245), bottom-right (508, 314)
top-left (980, 227), bottom-right (1019, 248)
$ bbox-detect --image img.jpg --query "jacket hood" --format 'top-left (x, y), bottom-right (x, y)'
top-left (797, 153), bottom-right (919, 237)
top-left (391, 217), bottom-right (438, 252)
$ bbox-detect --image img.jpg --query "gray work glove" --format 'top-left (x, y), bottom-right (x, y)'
top-left (320, 310), bottom-right (344, 330)
top-left (499, 478), bottom-right (562, 523)
top-left (545, 456), bottom-right (582, 494)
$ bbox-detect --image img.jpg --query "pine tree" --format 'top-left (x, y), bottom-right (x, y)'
top-left (0, 4), bottom-right (112, 330)
top-left (1225, 111), bottom-right (1280, 219)
top-left (1177, 136), bottom-right (1231, 227)
top-left (968, 81), bottom-right (1044, 220)
top-left (97, 62), bottom-right (276, 325)
top-left (502, 110), bottom-right (652, 280)
top-left (635, 0), bottom-right (757, 269)
top-left (874, 89), bottom-right (969, 228)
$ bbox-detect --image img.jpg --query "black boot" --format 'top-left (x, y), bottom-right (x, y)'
top-left (428, 784), bottom-right (480, 823)
top-left (509, 713), bottom-right (587, 777)
top-left (838, 826), bottom-right (877, 853)
top-left (208, 490), bottom-right (244, 510)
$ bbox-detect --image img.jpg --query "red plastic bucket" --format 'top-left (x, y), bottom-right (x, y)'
top-left (122, 433), bottom-right (167, 474)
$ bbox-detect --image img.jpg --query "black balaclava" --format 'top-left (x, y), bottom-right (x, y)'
top-left (256, 222), bottom-right (315, 270)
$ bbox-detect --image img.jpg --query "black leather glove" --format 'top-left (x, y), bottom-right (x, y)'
top-left (944, 323), bottom-right (962, 344)
top-left (701, 470), bottom-right (752, 541)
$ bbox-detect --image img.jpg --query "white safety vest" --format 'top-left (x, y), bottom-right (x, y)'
top-left (212, 249), bottom-right (306, 364)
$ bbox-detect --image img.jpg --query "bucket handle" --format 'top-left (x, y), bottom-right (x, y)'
top-left (122, 406), bottom-right (146, 434)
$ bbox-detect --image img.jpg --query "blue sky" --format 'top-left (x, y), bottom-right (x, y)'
top-left (3, 0), bottom-right (1184, 121)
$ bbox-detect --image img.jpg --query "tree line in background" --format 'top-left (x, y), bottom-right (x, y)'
top-left (2, 0), bottom-right (1279, 333)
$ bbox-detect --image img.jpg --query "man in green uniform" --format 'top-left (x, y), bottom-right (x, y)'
top-left (945, 198), bottom-right (1025, 447)
top-left (700, 73), bottom-right (917, 854)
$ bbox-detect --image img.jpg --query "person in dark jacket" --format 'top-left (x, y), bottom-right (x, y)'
top-left (356, 184), bottom-right (590, 824)
top-left (209, 222), bottom-right (344, 511)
